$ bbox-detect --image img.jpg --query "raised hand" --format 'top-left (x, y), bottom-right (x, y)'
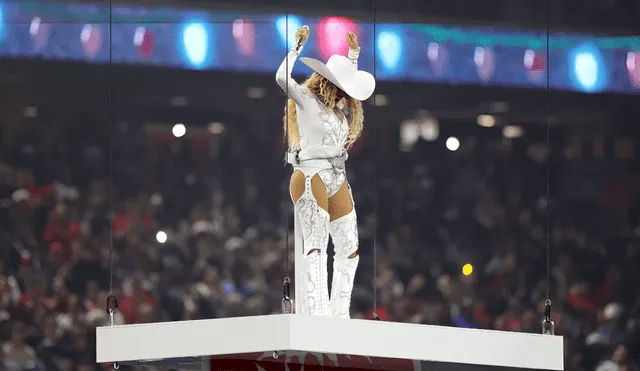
top-left (347, 32), bottom-right (359, 50)
top-left (295, 26), bottom-right (310, 47)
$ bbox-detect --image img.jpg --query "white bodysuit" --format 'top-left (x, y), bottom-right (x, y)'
top-left (276, 46), bottom-right (360, 318)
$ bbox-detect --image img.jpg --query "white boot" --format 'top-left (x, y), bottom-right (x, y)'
top-left (302, 242), bottom-right (332, 316)
top-left (329, 208), bottom-right (359, 319)
top-left (294, 176), bottom-right (332, 317)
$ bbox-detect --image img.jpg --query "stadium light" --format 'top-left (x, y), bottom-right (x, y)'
top-left (156, 231), bottom-right (167, 244)
top-left (446, 137), bottom-right (460, 151)
top-left (172, 123), bottom-right (186, 138)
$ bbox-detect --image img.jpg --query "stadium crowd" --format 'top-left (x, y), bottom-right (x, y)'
top-left (0, 117), bottom-right (638, 371)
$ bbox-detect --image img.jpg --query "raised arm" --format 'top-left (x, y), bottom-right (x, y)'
top-left (276, 26), bottom-right (310, 106)
top-left (346, 32), bottom-right (360, 70)
top-left (276, 47), bottom-right (306, 106)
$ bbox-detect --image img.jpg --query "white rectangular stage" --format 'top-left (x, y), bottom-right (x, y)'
top-left (96, 314), bottom-right (564, 370)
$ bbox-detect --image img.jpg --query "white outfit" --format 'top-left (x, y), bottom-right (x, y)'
top-left (276, 45), bottom-right (361, 318)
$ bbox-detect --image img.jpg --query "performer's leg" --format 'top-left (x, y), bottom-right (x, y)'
top-left (290, 170), bottom-right (332, 316)
top-left (328, 181), bottom-right (359, 319)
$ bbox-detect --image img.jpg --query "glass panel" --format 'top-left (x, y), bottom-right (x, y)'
top-left (550, 3), bottom-right (640, 371)
top-left (108, 1), bottom-right (372, 324)
top-left (0, 1), bottom-right (111, 369)
top-left (372, 1), bottom-right (553, 334)
top-left (10, 0), bottom-right (640, 369)
top-left (108, 2), bottom-right (298, 326)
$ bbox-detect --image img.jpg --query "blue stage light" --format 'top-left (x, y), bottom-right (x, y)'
top-left (275, 15), bottom-right (301, 49)
top-left (0, 2), bottom-right (5, 42)
top-left (569, 44), bottom-right (607, 92)
top-left (377, 30), bottom-right (403, 73)
top-left (180, 22), bottom-right (211, 69)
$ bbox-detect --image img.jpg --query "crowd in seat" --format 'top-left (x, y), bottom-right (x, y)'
top-left (0, 118), bottom-right (638, 371)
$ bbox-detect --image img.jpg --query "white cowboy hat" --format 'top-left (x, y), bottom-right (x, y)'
top-left (300, 54), bottom-right (376, 101)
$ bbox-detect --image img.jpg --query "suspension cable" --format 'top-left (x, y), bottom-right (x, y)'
top-left (281, 5), bottom-right (293, 314)
top-left (542, 0), bottom-right (554, 336)
top-left (371, 0), bottom-right (379, 321)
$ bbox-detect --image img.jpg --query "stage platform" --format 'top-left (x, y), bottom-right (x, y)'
top-left (96, 314), bottom-right (564, 370)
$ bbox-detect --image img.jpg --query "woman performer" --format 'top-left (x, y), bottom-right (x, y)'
top-left (276, 25), bottom-right (375, 318)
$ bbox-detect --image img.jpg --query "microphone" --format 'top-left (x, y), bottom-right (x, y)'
top-left (294, 25), bottom-right (309, 52)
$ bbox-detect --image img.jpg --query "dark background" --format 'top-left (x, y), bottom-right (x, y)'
top-left (0, 1), bottom-right (639, 371)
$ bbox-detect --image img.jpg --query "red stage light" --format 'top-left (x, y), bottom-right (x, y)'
top-left (318, 17), bottom-right (358, 60)
top-left (81, 24), bottom-right (103, 60)
top-left (232, 19), bottom-right (256, 56)
top-left (427, 42), bottom-right (447, 76)
top-left (474, 47), bottom-right (495, 82)
top-left (627, 52), bottom-right (640, 88)
top-left (134, 27), bottom-right (155, 58)
top-left (29, 16), bottom-right (51, 53)
top-left (524, 49), bottom-right (546, 82)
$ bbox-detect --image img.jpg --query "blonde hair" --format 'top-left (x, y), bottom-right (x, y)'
top-left (283, 72), bottom-right (364, 150)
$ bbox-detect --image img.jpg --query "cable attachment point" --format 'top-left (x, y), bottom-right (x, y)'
top-left (541, 299), bottom-right (554, 335)
top-left (281, 277), bottom-right (293, 314)
top-left (106, 293), bottom-right (119, 326)
top-left (371, 312), bottom-right (380, 321)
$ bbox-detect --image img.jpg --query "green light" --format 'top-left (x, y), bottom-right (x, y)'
top-left (409, 24), bottom-right (640, 50)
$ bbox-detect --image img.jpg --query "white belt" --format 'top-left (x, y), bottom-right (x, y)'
top-left (286, 150), bottom-right (347, 171)
top-left (298, 145), bottom-right (346, 161)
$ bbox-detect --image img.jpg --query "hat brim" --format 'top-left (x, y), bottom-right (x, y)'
top-left (300, 57), bottom-right (376, 101)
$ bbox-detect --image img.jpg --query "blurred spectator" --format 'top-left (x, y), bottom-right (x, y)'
top-left (0, 109), bottom-right (639, 371)
top-left (2, 321), bottom-right (41, 371)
